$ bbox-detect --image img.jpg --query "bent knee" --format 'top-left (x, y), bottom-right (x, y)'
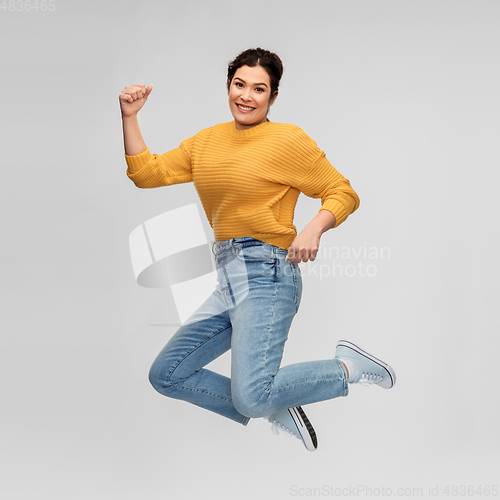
top-left (232, 391), bottom-right (269, 418)
top-left (148, 360), bottom-right (177, 395)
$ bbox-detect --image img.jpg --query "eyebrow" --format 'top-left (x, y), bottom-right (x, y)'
top-left (234, 77), bottom-right (268, 87)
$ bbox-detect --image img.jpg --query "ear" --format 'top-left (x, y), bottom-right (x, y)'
top-left (269, 91), bottom-right (278, 106)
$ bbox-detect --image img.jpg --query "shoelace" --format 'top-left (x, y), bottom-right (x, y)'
top-left (269, 418), bottom-right (296, 439)
top-left (358, 372), bottom-right (383, 386)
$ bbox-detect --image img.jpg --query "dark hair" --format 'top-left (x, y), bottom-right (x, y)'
top-left (227, 47), bottom-right (283, 98)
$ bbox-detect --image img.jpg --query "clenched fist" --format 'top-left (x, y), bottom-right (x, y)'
top-left (119, 83), bottom-right (153, 117)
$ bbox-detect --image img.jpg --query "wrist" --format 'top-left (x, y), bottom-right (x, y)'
top-left (305, 220), bottom-right (326, 236)
top-left (121, 110), bottom-right (140, 120)
top-left (310, 210), bottom-right (337, 234)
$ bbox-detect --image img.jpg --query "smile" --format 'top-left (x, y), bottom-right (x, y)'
top-left (236, 104), bottom-right (255, 111)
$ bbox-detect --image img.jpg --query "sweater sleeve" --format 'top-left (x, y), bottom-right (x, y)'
top-left (295, 150), bottom-right (360, 228)
top-left (124, 135), bottom-right (195, 189)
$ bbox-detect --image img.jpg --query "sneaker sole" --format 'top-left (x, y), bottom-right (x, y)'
top-left (289, 406), bottom-right (318, 452)
top-left (337, 340), bottom-right (396, 388)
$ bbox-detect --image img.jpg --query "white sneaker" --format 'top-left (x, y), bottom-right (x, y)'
top-left (336, 340), bottom-right (396, 389)
top-left (266, 406), bottom-right (318, 451)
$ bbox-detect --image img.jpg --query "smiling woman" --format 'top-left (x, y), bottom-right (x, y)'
top-left (119, 46), bottom-right (396, 453)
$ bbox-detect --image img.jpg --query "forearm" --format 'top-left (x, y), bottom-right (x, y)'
top-left (122, 114), bottom-right (147, 156)
top-left (306, 209), bottom-right (337, 235)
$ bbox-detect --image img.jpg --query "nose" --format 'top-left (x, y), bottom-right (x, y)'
top-left (241, 88), bottom-right (251, 101)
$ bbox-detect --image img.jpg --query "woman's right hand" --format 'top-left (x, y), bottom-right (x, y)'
top-left (119, 83), bottom-right (153, 117)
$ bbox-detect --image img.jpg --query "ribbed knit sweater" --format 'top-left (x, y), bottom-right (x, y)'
top-left (125, 120), bottom-right (360, 250)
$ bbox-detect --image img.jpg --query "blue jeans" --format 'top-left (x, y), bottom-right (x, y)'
top-left (148, 236), bottom-right (348, 425)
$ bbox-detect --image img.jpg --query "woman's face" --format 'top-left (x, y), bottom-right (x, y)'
top-left (228, 65), bottom-right (277, 130)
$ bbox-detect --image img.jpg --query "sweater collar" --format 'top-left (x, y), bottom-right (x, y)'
top-left (226, 118), bottom-right (272, 139)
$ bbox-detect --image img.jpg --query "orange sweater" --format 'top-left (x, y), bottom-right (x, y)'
top-left (125, 120), bottom-right (360, 250)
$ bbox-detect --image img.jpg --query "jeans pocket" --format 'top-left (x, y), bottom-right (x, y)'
top-left (235, 245), bottom-right (276, 263)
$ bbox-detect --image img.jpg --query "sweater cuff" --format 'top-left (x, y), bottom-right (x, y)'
top-left (319, 200), bottom-right (349, 228)
top-left (125, 146), bottom-right (154, 174)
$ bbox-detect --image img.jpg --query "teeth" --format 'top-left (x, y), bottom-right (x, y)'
top-left (237, 104), bottom-right (254, 111)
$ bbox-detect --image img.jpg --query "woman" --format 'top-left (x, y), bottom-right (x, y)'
top-left (119, 48), bottom-right (396, 452)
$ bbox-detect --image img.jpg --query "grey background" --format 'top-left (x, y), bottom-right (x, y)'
top-left (1, 0), bottom-right (499, 499)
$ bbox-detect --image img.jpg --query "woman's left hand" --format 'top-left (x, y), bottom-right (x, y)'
top-left (286, 225), bottom-right (322, 263)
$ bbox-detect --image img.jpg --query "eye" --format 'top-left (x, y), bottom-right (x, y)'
top-left (255, 87), bottom-right (265, 92)
top-left (235, 82), bottom-right (243, 87)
